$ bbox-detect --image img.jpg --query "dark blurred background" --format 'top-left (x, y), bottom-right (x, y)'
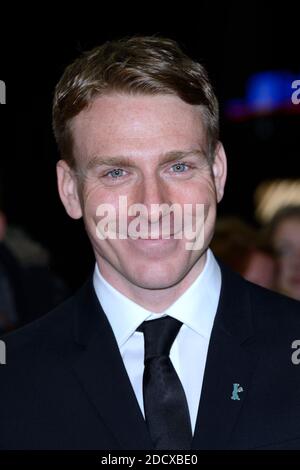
top-left (0, 3), bottom-right (299, 293)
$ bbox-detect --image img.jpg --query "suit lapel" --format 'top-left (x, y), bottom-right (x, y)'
top-left (192, 263), bottom-right (260, 450)
top-left (67, 262), bottom-right (260, 450)
top-left (70, 278), bottom-right (153, 450)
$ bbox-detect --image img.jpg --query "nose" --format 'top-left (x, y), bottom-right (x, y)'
top-left (135, 174), bottom-right (171, 224)
top-left (129, 173), bottom-right (171, 233)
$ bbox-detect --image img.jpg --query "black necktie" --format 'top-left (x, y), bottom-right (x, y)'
top-left (137, 316), bottom-right (192, 450)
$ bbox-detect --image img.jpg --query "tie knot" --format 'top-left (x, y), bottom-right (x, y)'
top-left (137, 316), bottom-right (183, 361)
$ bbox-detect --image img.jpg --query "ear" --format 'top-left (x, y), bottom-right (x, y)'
top-left (56, 160), bottom-right (83, 219)
top-left (212, 141), bottom-right (227, 203)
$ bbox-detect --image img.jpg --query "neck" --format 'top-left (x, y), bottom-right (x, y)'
top-left (96, 251), bottom-right (207, 313)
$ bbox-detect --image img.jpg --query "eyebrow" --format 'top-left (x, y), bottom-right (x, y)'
top-left (85, 149), bottom-right (206, 171)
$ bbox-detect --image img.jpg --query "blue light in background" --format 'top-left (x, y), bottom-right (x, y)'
top-left (226, 71), bottom-right (299, 120)
top-left (247, 71), bottom-right (294, 112)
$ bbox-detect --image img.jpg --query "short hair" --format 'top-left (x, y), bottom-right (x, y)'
top-left (52, 36), bottom-right (219, 168)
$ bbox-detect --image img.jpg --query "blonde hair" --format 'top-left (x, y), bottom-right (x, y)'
top-left (52, 36), bottom-right (219, 167)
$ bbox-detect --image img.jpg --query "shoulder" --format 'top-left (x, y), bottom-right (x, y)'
top-left (246, 279), bottom-right (300, 344)
top-left (0, 283), bottom-right (84, 365)
top-left (219, 260), bottom-right (300, 336)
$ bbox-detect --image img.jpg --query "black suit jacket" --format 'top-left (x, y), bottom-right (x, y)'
top-left (0, 262), bottom-right (300, 450)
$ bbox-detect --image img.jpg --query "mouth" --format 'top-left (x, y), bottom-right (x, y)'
top-left (131, 234), bottom-right (175, 240)
top-left (128, 234), bottom-right (178, 251)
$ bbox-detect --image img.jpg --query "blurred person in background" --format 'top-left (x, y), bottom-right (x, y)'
top-left (211, 216), bottom-right (276, 290)
top-left (0, 199), bottom-right (23, 332)
top-left (0, 186), bottom-right (70, 333)
top-left (265, 206), bottom-right (300, 300)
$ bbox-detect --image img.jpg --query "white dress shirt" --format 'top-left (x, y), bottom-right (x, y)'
top-left (93, 248), bottom-right (221, 434)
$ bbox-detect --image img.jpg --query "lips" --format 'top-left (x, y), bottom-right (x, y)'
top-left (132, 234), bottom-right (175, 240)
top-left (129, 234), bottom-right (178, 252)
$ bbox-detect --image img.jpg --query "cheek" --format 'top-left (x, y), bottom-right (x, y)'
top-left (277, 258), bottom-right (291, 277)
top-left (191, 183), bottom-right (217, 220)
top-left (178, 174), bottom-right (216, 204)
top-left (81, 184), bottom-right (117, 220)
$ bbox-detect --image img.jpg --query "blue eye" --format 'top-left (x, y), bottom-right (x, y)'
top-left (106, 168), bottom-right (125, 178)
top-left (171, 162), bottom-right (188, 173)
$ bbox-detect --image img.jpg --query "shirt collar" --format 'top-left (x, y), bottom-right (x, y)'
top-left (93, 248), bottom-right (221, 348)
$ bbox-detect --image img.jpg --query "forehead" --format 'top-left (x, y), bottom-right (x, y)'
top-left (275, 217), bottom-right (300, 238)
top-left (70, 93), bottom-right (206, 163)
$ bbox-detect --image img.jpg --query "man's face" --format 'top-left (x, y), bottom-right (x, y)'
top-left (273, 217), bottom-right (300, 300)
top-left (57, 94), bottom-right (226, 292)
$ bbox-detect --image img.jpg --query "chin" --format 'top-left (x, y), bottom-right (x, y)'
top-left (130, 277), bottom-right (180, 290)
top-left (126, 264), bottom-right (184, 290)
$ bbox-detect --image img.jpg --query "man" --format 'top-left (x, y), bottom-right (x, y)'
top-left (0, 36), bottom-right (300, 450)
top-left (267, 205), bottom-right (300, 301)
